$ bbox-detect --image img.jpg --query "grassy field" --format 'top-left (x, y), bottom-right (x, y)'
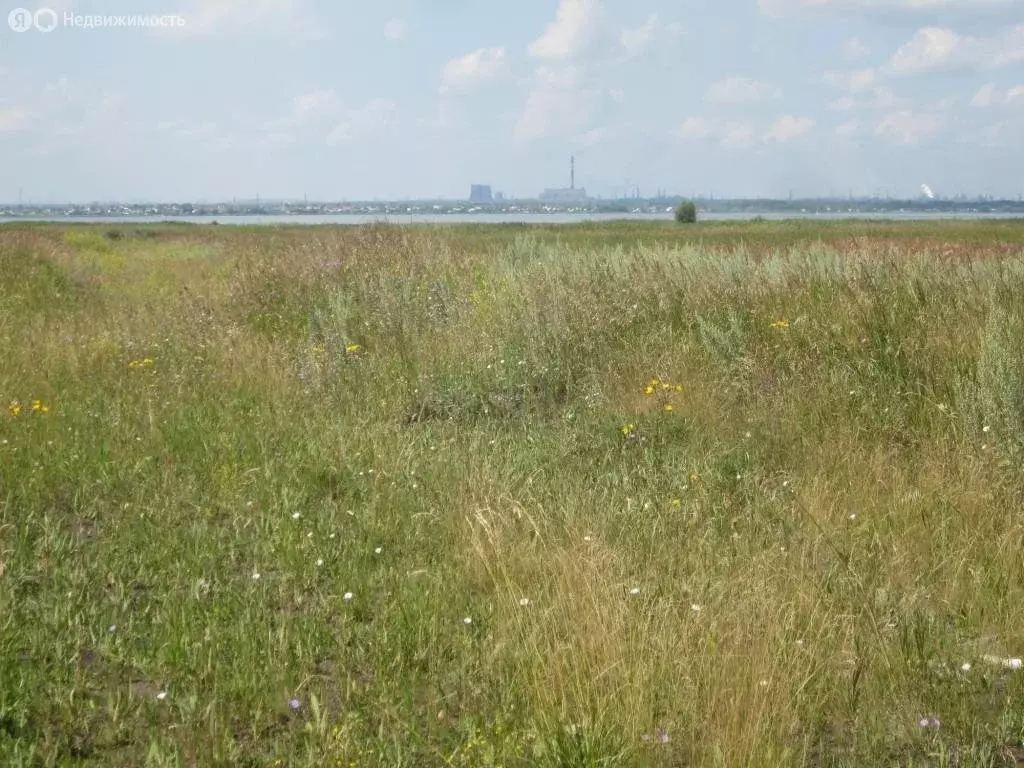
top-left (3, 219), bottom-right (1024, 766)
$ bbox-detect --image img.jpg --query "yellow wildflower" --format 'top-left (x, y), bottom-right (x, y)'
top-left (688, 472), bottom-right (701, 484)
top-left (643, 385), bottom-right (655, 396)
top-left (670, 499), bottom-right (682, 507)
top-left (770, 320), bottom-right (790, 329)
top-left (345, 344), bottom-right (361, 354)
top-left (675, 385), bottom-right (683, 392)
top-left (7, 401), bottom-right (21, 417)
top-left (664, 404), bottom-right (674, 412)
top-left (620, 423), bottom-right (636, 436)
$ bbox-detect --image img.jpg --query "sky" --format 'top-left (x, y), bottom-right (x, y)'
top-left (1, 0), bottom-right (1023, 203)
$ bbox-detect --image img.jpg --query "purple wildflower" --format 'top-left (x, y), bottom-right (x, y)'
top-left (289, 698), bottom-right (302, 710)
top-left (919, 716), bottom-right (941, 730)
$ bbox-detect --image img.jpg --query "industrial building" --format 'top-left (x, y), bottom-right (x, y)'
top-left (539, 156), bottom-right (588, 203)
top-left (469, 185), bottom-right (493, 204)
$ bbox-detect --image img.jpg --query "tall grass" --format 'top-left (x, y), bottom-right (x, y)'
top-left (2, 221), bottom-right (1024, 766)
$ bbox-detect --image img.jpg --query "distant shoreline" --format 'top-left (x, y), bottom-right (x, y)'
top-left (2, 198), bottom-right (1024, 222)
top-left (3, 211), bottom-right (1023, 226)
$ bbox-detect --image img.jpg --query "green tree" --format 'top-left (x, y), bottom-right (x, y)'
top-left (675, 200), bottom-right (697, 223)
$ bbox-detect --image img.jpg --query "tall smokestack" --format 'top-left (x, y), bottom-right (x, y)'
top-left (570, 155), bottom-right (575, 190)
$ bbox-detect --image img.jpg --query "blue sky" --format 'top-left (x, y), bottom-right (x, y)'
top-left (1, 0), bottom-right (1022, 202)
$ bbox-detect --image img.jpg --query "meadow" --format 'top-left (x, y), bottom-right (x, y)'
top-left (3, 218), bottom-right (1024, 767)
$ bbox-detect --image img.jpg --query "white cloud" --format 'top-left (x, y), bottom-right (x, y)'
top-left (836, 120), bottom-right (860, 137)
top-left (764, 115), bottom-right (815, 141)
top-left (972, 83), bottom-right (1024, 106)
top-left (823, 66), bottom-right (905, 112)
top-left (888, 27), bottom-right (960, 74)
top-left (326, 99), bottom-right (397, 146)
top-left (440, 48), bottom-right (508, 92)
top-left (160, 120), bottom-right (221, 142)
top-left (0, 76), bottom-right (125, 147)
top-left (416, 99), bottom-right (463, 134)
top-left (264, 89), bottom-right (339, 132)
top-left (707, 76), bottom-right (781, 104)
top-left (676, 117), bottom-right (716, 140)
top-left (578, 126), bottom-right (609, 147)
top-left (290, 90), bottom-right (338, 122)
top-left (383, 18), bottom-right (408, 42)
top-left (85, 92), bottom-right (123, 124)
top-left (972, 83), bottom-right (997, 107)
top-left (168, 0), bottom-right (324, 39)
top-left (822, 68), bottom-right (878, 92)
top-left (720, 122), bottom-right (755, 149)
top-left (515, 65), bottom-right (598, 140)
top-left (761, 0), bottom-right (1016, 14)
top-left (0, 105), bottom-right (31, 133)
top-left (828, 85), bottom-right (902, 110)
top-left (874, 109), bottom-right (942, 144)
top-left (974, 119), bottom-right (1015, 147)
top-left (257, 91), bottom-right (397, 148)
top-left (620, 14), bottom-right (658, 57)
top-left (529, 0), bottom-right (599, 60)
top-left (889, 25), bottom-right (1024, 75)
top-left (843, 37), bottom-right (871, 60)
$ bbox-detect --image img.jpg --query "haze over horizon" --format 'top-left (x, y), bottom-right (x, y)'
top-left (2, 0), bottom-right (1023, 204)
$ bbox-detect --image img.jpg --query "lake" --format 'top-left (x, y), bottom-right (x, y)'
top-left (2, 212), bottom-right (1022, 225)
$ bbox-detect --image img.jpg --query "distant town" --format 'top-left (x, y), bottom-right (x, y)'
top-left (4, 156), bottom-right (1024, 219)
top-left (2, 196), bottom-right (1023, 220)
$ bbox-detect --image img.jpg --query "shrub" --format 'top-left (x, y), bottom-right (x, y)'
top-left (675, 200), bottom-right (697, 223)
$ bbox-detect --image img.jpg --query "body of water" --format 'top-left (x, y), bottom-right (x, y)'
top-left (1, 212), bottom-right (1021, 225)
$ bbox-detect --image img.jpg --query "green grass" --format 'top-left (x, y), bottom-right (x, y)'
top-left (3, 220), bottom-right (1024, 766)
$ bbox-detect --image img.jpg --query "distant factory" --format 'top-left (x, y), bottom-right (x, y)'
top-left (539, 156), bottom-right (588, 203)
top-left (468, 185), bottom-right (506, 204)
top-left (469, 185), bottom-right (492, 203)
top-left (468, 155), bottom-right (588, 204)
